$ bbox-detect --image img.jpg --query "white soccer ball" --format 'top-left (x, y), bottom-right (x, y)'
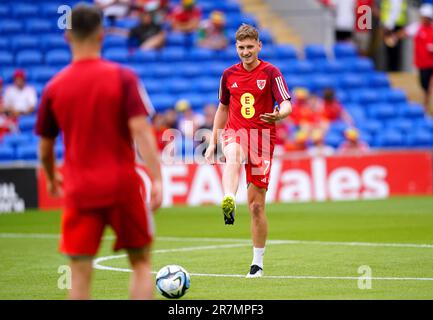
top-left (155, 265), bottom-right (190, 299)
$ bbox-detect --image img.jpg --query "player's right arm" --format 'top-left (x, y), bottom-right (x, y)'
top-left (129, 117), bottom-right (163, 211)
top-left (205, 102), bottom-right (229, 164)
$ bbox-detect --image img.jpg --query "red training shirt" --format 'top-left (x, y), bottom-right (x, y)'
top-left (35, 58), bottom-right (154, 209)
top-left (219, 60), bottom-right (291, 147)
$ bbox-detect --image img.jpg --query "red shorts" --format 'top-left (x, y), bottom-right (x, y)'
top-left (60, 170), bottom-right (153, 257)
top-left (222, 130), bottom-right (274, 190)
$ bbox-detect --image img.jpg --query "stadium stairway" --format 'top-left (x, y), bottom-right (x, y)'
top-left (237, 0), bottom-right (304, 48)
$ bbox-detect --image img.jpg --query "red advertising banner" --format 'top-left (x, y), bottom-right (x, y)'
top-left (37, 151), bottom-right (433, 209)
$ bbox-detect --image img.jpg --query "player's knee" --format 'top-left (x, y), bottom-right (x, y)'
top-left (249, 201), bottom-right (264, 218)
top-left (127, 247), bottom-right (151, 266)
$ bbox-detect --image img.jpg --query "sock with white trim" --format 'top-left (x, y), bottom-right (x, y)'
top-left (251, 247), bottom-right (265, 269)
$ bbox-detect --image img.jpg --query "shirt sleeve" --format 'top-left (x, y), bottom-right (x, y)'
top-left (405, 22), bottom-right (419, 37)
top-left (120, 68), bottom-right (155, 119)
top-left (270, 67), bottom-right (291, 105)
top-left (27, 86), bottom-right (37, 109)
top-left (35, 88), bottom-right (59, 138)
top-left (218, 70), bottom-right (230, 105)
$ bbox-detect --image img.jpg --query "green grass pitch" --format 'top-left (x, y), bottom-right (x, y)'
top-left (1, 196), bottom-right (433, 300)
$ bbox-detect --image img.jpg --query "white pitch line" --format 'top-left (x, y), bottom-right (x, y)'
top-left (2, 233), bottom-right (433, 249)
top-left (93, 251), bottom-right (433, 282)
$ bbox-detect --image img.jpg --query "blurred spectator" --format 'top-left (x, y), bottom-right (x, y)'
top-left (385, 4), bottom-right (433, 113)
top-left (317, 88), bottom-right (353, 133)
top-left (198, 103), bottom-right (218, 157)
top-left (381, 0), bottom-right (408, 71)
top-left (95, 0), bottom-right (132, 27)
top-left (170, 0), bottom-right (202, 33)
top-left (3, 70), bottom-right (37, 119)
top-left (327, 0), bottom-right (357, 42)
top-left (128, 8), bottom-right (166, 50)
top-left (338, 128), bottom-right (370, 154)
top-left (151, 112), bottom-right (169, 152)
top-left (288, 88), bottom-right (320, 135)
top-left (133, 0), bottom-right (170, 24)
top-left (284, 130), bottom-right (309, 153)
top-left (1, 77), bottom-right (17, 138)
top-left (307, 129), bottom-right (335, 157)
top-left (197, 10), bottom-right (228, 50)
top-left (164, 108), bottom-right (178, 129)
top-left (175, 99), bottom-right (204, 137)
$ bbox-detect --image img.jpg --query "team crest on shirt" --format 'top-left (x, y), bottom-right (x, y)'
top-left (257, 80), bottom-right (266, 90)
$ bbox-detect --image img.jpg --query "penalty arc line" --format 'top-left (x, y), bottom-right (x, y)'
top-left (92, 244), bottom-right (433, 282)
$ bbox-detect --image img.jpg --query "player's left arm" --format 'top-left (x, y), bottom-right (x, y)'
top-left (260, 67), bottom-right (292, 123)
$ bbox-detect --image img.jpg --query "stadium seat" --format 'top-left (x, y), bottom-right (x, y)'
top-left (358, 119), bottom-right (383, 136)
top-left (103, 35), bottom-right (128, 49)
top-left (45, 49), bottom-right (71, 66)
top-left (11, 35), bottom-right (40, 53)
top-left (0, 4), bottom-right (10, 19)
top-left (41, 3), bottom-right (61, 18)
top-left (311, 75), bottom-right (338, 92)
top-left (188, 48), bottom-right (215, 61)
top-left (194, 77), bottom-right (219, 94)
top-left (143, 80), bottom-right (166, 95)
top-left (206, 62), bottom-right (227, 77)
top-left (2, 133), bottom-right (31, 148)
top-left (304, 44), bottom-right (328, 60)
top-left (152, 64), bottom-right (173, 78)
top-left (41, 34), bottom-right (69, 52)
top-left (16, 50), bottom-right (43, 66)
top-left (366, 72), bottom-right (390, 88)
top-left (30, 66), bottom-right (58, 83)
top-left (0, 20), bottom-right (23, 34)
top-left (333, 42), bottom-right (358, 59)
top-left (349, 89), bottom-right (380, 104)
top-left (315, 60), bottom-right (346, 74)
top-left (103, 48), bottom-right (129, 63)
top-left (343, 57), bottom-right (374, 73)
top-left (284, 76), bottom-right (311, 91)
top-left (259, 29), bottom-right (273, 44)
top-left (160, 47), bottom-right (186, 62)
top-left (0, 51), bottom-right (14, 65)
top-left (259, 46), bottom-right (276, 60)
top-left (18, 115), bottom-right (37, 133)
top-left (406, 129), bottom-right (433, 147)
top-left (398, 103), bottom-right (425, 119)
top-left (0, 145), bottom-right (15, 162)
top-left (129, 50), bottom-right (158, 63)
top-left (345, 104), bottom-right (366, 124)
top-left (284, 60), bottom-right (315, 75)
top-left (0, 37), bottom-right (9, 51)
top-left (382, 88), bottom-right (407, 104)
top-left (168, 78), bottom-right (191, 94)
top-left (16, 144), bottom-right (38, 160)
top-left (375, 129), bottom-right (404, 148)
top-left (274, 44), bottom-right (298, 60)
top-left (181, 93), bottom-right (207, 110)
top-left (386, 118), bottom-right (413, 133)
top-left (150, 94), bottom-right (177, 111)
top-left (219, 47), bottom-right (239, 62)
top-left (338, 74), bottom-right (366, 89)
top-left (179, 63), bottom-right (203, 78)
top-left (416, 118), bottom-right (433, 133)
top-left (115, 17), bottom-right (139, 29)
top-left (166, 32), bottom-right (186, 47)
top-left (26, 19), bottom-right (53, 34)
top-left (55, 144), bottom-right (64, 159)
top-left (325, 132), bottom-right (343, 148)
top-left (12, 4), bottom-right (38, 18)
top-left (368, 103), bottom-right (395, 120)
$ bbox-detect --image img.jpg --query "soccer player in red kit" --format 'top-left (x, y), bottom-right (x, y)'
top-left (204, 24), bottom-right (292, 278)
top-left (35, 4), bottom-right (162, 299)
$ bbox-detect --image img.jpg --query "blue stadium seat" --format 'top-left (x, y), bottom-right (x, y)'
top-left (366, 72), bottom-right (390, 88)
top-left (129, 50), bottom-right (158, 63)
top-left (284, 60), bottom-right (315, 75)
top-left (18, 115), bottom-right (37, 133)
top-left (2, 133), bottom-right (31, 147)
top-left (311, 75), bottom-right (337, 92)
top-left (375, 129), bottom-right (404, 147)
top-left (259, 30), bottom-right (273, 44)
top-left (16, 50), bottom-right (43, 66)
top-left (338, 74), bottom-right (366, 89)
top-left (368, 103), bottom-right (395, 120)
top-left (160, 47), bottom-right (186, 62)
top-left (26, 19), bottom-right (53, 33)
top-left (55, 144), bottom-right (64, 159)
top-left (115, 17), bottom-right (139, 29)
top-left (168, 78), bottom-right (191, 94)
top-left (151, 94), bottom-right (177, 111)
top-left (103, 35), bottom-right (128, 49)
top-left (166, 32), bottom-right (186, 47)
top-left (16, 144), bottom-right (38, 160)
top-left (1, 67), bottom-right (17, 83)
top-left (343, 57), bottom-right (374, 73)
top-left (41, 34), bottom-right (69, 52)
top-left (358, 119), bottom-right (383, 136)
top-left (274, 44), bottom-right (298, 60)
top-left (398, 103), bottom-right (425, 119)
top-left (188, 48), bottom-right (215, 61)
top-left (349, 89), bottom-right (380, 104)
top-left (179, 63), bottom-right (203, 78)
top-left (0, 4), bottom-right (10, 19)
top-left (284, 76), bottom-right (311, 91)
top-left (382, 88), bottom-right (407, 104)
top-left (12, 4), bottom-right (38, 18)
top-left (11, 35), bottom-right (39, 53)
top-left (45, 49), bottom-right (71, 66)
top-left (386, 118), bottom-right (413, 133)
top-left (206, 62), bottom-right (227, 77)
top-left (0, 37), bottom-right (9, 50)
top-left (333, 42), bottom-right (358, 59)
top-left (219, 47), bottom-right (238, 62)
top-left (0, 51), bottom-right (14, 65)
top-left (143, 80), bottom-right (166, 95)
top-left (103, 48), bottom-right (129, 63)
top-left (304, 44), bottom-right (328, 60)
top-left (416, 118), bottom-right (433, 133)
top-left (0, 145), bottom-right (15, 162)
top-left (406, 129), bottom-right (433, 147)
top-left (315, 60), bottom-right (346, 74)
top-left (325, 132), bottom-right (343, 148)
top-left (259, 46), bottom-right (276, 60)
top-left (181, 93), bottom-right (207, 110)
top-left (0, 20), bottom-right (23, 34)
top-left (41, 3), bottom-right (61, 17)
top-left (30, 66), bottom-right (58, 83)
top-left (152, 64), bottom-right (173, 78)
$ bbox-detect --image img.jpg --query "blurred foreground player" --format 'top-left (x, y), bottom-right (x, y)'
top-left (205, 24), bottom-right (292, 278)
top-left (35, 3), bottom-right (162, 300)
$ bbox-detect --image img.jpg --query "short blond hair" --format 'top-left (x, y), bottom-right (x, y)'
top-left (235, 24), bottom-right (260, 42)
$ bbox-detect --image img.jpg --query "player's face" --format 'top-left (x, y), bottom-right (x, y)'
top-left (236, 38), bottom-right (262, 66)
